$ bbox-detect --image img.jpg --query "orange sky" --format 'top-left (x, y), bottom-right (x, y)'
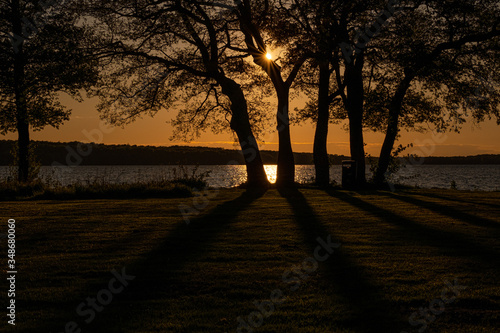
top-left (2, 94), bottom-right (499, 157)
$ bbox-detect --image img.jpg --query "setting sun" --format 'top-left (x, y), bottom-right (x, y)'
top-left (266, 52), bottom-right (272, 60)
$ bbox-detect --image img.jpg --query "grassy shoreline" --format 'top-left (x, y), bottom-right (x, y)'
top-left (2, 188), bottom-right (499, 332)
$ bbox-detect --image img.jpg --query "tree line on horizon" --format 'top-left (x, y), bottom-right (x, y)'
top-left (2, 140), bottom-right (500, 167)
top-left (1, 0), bottom-right (499, 188)
top-left (0, 139), bottom-right (333, 165)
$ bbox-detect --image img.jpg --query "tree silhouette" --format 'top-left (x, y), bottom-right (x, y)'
top-left (86, 0), bottom-right (270, 188)
top-left (280, 0), bottom-right (388, 187)
top-left (235, 0), bottom-right (307, 187)
top-left (371, 0), bottom-right (500, 184)
top-left (285, 0), bottom-right (499, 187)
top-left (0, 0), bottom-right (97, 182)
top-left (272, 0), bottom-right (347, 187)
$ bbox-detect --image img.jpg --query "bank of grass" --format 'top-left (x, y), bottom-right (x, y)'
top-left (0, 165), bottom-right (210, 200)
top-left (0, 179), bottom-right (195, 200)
top-left (1, 188), bottom-right (499, 332)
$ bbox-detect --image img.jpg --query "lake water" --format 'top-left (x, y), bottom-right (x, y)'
top-left (1, 164), bottom-right (499, 191)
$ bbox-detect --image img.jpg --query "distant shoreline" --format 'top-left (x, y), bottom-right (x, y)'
top-left (1, 140), bottom-right (500, 166)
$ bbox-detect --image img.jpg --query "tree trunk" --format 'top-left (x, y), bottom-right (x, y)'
top-left (345, 61), bottom-right (366, 186)
top-left (12, 0), bottom-right (30, 183)
top-left (374, 75), bottom-right (414, 185)
top-left (276, 88), bottom-right (295, 187)
top-left (313, 60), bottom-right (331, 187)
top-left (218, 76), bottom-right (269, 188)
top-left (16, 120), bottom-right (30, 183)
top-left (347, 111), bottom-right (366, 186)
top-left (374, 107), bottom-right (400, 185)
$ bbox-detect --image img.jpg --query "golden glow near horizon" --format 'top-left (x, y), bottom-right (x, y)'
top-left (4, 93), bottom-right (500, 157)
top-left (266, 52), bottom-right (272, 60)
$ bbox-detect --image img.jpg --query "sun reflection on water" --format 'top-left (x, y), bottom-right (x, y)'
top-left (264, 165), bottom-right (277, 184)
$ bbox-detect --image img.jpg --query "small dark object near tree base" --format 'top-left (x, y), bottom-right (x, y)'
top-left (342, 160), bottom-right (357, 189)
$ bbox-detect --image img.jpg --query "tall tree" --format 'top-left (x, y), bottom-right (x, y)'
top-left (0, 0), bottom-right (97, 182)
top-left (86, 0), bottom-right (270, 188)
top-left (273, 0), bottom-right (342, 187)
top-left (282, 0), bottom-right (386, 187)
top-left (372, 0), bottom-right (500, 184)
top-left (284, 0), bottom-right (499, 187)
top-left (235, 0), bottom-right (307, 187)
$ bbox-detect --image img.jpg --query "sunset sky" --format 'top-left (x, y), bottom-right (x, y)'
top-left (2, 93), bottom-right (499, 157)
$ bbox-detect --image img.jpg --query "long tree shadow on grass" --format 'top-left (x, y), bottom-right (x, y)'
top-left (382, 191), bottom-right (500, 229)
top-left (47, 188), bottom-right (266, 333)
top-left (278, 187), bottom-right (405, 332)
top-left (325, 189), bottom-right (500, 267)
top-left (410, 190), bottom-right (500, 210)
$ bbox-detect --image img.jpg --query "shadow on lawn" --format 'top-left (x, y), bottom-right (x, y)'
top-left (413, 191), bottom-right (500, 210)
top-left (50, 188), bottom-right (267, 333)
top-left (278, 187), bottom-right (405, 332)
top-left (325, 189), bottom-right (500, 266)
top-left (383, 191), bottom-right (500, 229)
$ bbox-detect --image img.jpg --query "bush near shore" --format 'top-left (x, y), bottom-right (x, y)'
top-left (0, 165), bottom-right (211, 200)
top-left (0, 179), bottom-right (196, 200)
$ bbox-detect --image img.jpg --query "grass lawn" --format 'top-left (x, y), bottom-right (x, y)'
top-left (1, 188), bottom-right (500, 332)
